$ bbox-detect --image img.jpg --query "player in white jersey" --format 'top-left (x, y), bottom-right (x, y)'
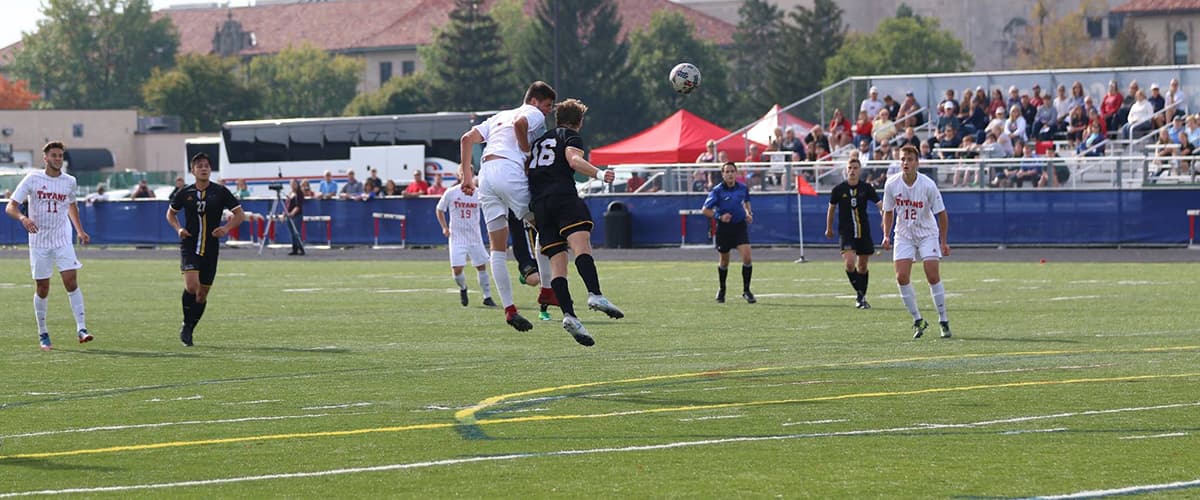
top-left (5, 141), bottom-right (94, 350)
top-left (881, 145), bottom-right (952, 339)
top-left (436, 178), bottom-right (495, 308)
top-left (459, 81), bottom-right (556, 332)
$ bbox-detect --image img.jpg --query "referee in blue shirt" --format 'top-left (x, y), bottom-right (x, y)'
top-left (702, 161), bottom-right (755, 303)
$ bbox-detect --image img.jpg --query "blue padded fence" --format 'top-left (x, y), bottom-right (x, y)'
top-left (1, 188), bottom-right (1197, 247)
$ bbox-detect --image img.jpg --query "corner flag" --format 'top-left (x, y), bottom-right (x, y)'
top-left (795, 175), bottom-right (817, 196)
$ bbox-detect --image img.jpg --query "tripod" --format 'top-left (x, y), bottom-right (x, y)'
top-left (258, 186), bottom-right (304, 255)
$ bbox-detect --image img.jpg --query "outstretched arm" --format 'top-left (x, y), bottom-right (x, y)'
top-left (565, 147), bottom-right (613, 183)
top-left (459, 129), bottom-right (484, 187)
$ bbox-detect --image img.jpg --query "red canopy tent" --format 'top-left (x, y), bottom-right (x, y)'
top-left (589, 109), bottom-right (765, 165)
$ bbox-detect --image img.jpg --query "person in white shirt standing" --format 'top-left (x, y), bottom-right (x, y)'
top-left (459, 81), bottom-right (556, 332)
top-left (881, 145), bottom-right (952, 339)
top-left (436, 178), bottom-right (496, 308)
top-left (5, 141), bottom-right (94, 351)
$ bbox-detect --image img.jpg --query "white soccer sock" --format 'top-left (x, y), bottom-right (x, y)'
top-left (67, 288), bottom-right (87, 331)
top-left (477, 270), bottom-right (491, 298)
top-left (898, 283), bottom-right (921, 321)
top-left (929, 281), bottom-right (948, 323)
top-left (33, 294), bottom-right (48, 334)
top-left (454, 273), bottom-right (467, 290)
top-left (490, 250), bottom-right (514, 307)
top-left (536, 250), bottom-right (553, 292)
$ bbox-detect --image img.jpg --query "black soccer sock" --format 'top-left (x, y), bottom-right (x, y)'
top-left (860, 270), bottom-right (869, 296)
top-left (193, 299), bottom-right (207, 324)
top-left (551, 277), bottom-right (575, 317)
top-left (508, 211), bottom-right (536, 272)
top-left (846, 270), bottom-right (860, 294)
top-left (181, 290), bottom-right (196, 325)
top-left (575, 254), bottom-right (602, 296)
top-left (742, 264), bottom-right (753, 293)
top-left (717, 266), bottom-right (728, 291)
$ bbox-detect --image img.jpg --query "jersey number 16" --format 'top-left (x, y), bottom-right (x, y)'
top-left (530, 138), bottom-right (557, 169)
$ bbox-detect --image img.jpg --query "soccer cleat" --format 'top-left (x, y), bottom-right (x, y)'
top-left (715, 289), bottom-right (726, 303)
top-left (856, 299), bottom-right (871, 309)
top-left (179, 322), bottom-right (195, 347)
top-left (77, 329), bottom-right (94, 343)
top-left (505, 306), bottom-right (533, 332)
top-left (742, 291), bottom-right (757, 304)
top-left (562, 315), bottom-right (595, 347)
top-left (587, 295), bottom-right (624, 319)
top-left (482, 297), bottom-right (497, 307)
top-left (38, 333), bottom-right (52, 351)
top-left (538, 311), bottom-right (552, 321)
top-left (912, 318), bottom-right (929, 339)
top-left (939, 321), bottom-right (952, 338)
top-left (537, 287), bottom-right (559, 307)
top-left (460, 288), bottom-right (469, 307)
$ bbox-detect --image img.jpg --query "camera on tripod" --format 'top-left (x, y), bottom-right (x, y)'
top-left (268, 183), bottom-right (284, 191)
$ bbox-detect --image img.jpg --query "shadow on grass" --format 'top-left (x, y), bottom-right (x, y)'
top-left (953, 337), bottom-right (1081, 343)
top-left (0, 458), bottom-right (122, 473)
top-left (201, 345), bottom-right (353, 354)
top-left (64, 348), bottom-right (199, 358)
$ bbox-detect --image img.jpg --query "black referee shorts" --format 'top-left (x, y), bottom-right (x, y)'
top-left (715, 220), bottom-right (750, 253)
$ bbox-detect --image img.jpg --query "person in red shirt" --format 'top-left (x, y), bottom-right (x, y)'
top-left (426, 173), bottom-right (447, 196)
top-left (1101, 80), bottom-right (1123, 132)
top-left (404, 170), bottom-right (429, 197)
top-left (625, 172), bottom-right (646, 192)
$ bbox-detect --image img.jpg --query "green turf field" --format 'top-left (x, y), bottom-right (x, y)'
top-left (1, 257), bottom-right (1197, 498)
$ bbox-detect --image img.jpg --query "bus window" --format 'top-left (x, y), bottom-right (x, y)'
top-left (289, 125), bottom-right (325, 162)
top-left (226, 127), bottom-right (256, 163)
top-left (359, 123), bottom-right (394, 146)
top-left (255, 127), bottom-right (288, 162)
top-left (324, 124), bottom-right (357, 160)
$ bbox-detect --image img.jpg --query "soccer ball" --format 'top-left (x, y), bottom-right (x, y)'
top-left (669, 62), bottom-right (701, 94)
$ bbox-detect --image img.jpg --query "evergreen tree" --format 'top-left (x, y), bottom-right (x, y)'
top-left (427, 0), bottom-right (510, 111)
top-left (731, 0), bottom-right (782, 114)
top-left (513, 0), bottom-right (637, 145)
top-left (768, 0), bottom-right (845, 116)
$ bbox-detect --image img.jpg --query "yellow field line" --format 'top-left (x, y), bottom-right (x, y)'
top-left (2, 364), bottom-right (1196, 461)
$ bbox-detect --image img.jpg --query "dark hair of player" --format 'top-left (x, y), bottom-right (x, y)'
top-left (555, 99), bottom-right (588, 128)
top-left (190, 152), bottom-right (211, 169)
top-left (524, 81), bottom-right (557, 103)
top-left (722, 161), bottom-right (738, 171)
top-left (900, 144), bottom-right (920, 159)
top-left (43, 141), bottom-right (65, 153)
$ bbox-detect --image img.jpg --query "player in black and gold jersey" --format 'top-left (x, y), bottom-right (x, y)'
top-left (527, 98), bottom-right (623, 347)
top-left (825, 157), bottom-right (883, 309)
top-left (166, 153), bottom-right (245, 346)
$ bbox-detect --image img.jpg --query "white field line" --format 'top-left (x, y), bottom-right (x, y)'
top-left (221, 400), bottom-right (282, 405)
top-left (1118, 432), bottom-right (1188, 440)
top-left (3, 401), bottom-right (1196, 497)
top-left (0, 413), bottom-right (365, 439)
top-left (1029, 478), bottom-right (1200, 499)
top-left (1000, 428), bottom-right (1067, 435)
top-left (782, 419), bottom-right (847, 427)
top-left (300, 402), bottom-right (372, 410)
top-left (1049, 296), bottom-right (1101, 301)
top-left (677, 415), bottom-right (743, 422)
top-left (144, 395), bottom-right (202, 402)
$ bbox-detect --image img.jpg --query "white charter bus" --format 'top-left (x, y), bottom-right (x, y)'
top-left (185, 112), bottom-right (486, 196)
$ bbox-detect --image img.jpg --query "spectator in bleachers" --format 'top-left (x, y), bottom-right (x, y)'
top-left (1005, 105), bottom-right (1028, 144)
top-left (1168, 115), bottom-right (1187, 146)
top-left (340, 170), bottom-right (365, 200)
top-left (1053, 84), bottom-right (1073, 125)
top-left (883, 95), bottom-right (900, 122)
top-left (1148, 83), bottom-right (1167, 128)
top-left (936, 102), bottom-right (962, 136)
top-left (783, 127), bottom-right (806, 160)
top-left (964, 96), bottom-right (988, 140)
top-left (769, 126), bottom-right (785, 152)
top-left (960, 88), bottom-right (974, 113)
top-left (1065, 106), bottom-right (1087, 148)
top-left (697, 139), bottom-right (719, 163)
top-left (892, 126), bottom-right (921, 149)
top-left (85, 183), bottom-right (109, 206)
top-left (1030, 84), bottom-right (1045, 107)
top-left (1101, 81), bottom-right (1123, 133)
top-left (403, 170), bottom-right (428, 197)
top-left (1007, 86), bottom-right (1022, 111)
top-left (382, 179), bottom-right (401, 196)
top-left (131, 179), bottom-right (155, 199)
top-left (1123, 90), bottom-right (1155, 139)
top-left (364, 168), bottom-right (383, 197)
top-left (1020, 94), bottom-right (1038, 136)
top-left (1168, 78), bottom-right (1187, 117)
top-left (828, 109), bottom-right (852, 149)
top-left (1083, 95), bottom-right (1099, 117)
top-left (861, 86), bottom-right (884, 119)
top-left (1152, 127), bottom-right (1179, 175)
top-left (318, 170), bottom-right (338, 199)
top-left (805, 125), bottom-right (831, 157)
top-left (931, 125), bottom-right (961, 160)
top-left (301, 180), bottom-right (315, 199)
top-left (1014, 141), bottom-right (1047, 188)
top-left (872, 109), bottom-right (898, 145)
top-left (426, 173), bottom-right (447, 196)
top-left (234, 179), bottom-right (251, 200)
top-left (897, 92), bottom-right (923, 128)
top-left (626, 171), bottom-right (646, 192)
top-left (691, 169), bottom-right (712, 192)
top-left (952, 134), bottom-right (980, 187)
top-left (1070, 81), bottom-right (1087, 111)
top-left (1079, 122), bottom-right (1106, 157)
top-left (1087, 106), bottom-right (1108, 137)
top-left (992, 123), bottom-right (1015, 158)
top-left (987, 88), bottom-right (1006, 118)
top-left (939, 89), bottom-right (959, 115)
top-left (851, 110), bottom-right (873, 147)
top-left (919, 140), bottom-right (935, 160)
top-left (987, 106), bottom-right (1007, 136)
top-left (1033, 99), bottom-right (1058, 141)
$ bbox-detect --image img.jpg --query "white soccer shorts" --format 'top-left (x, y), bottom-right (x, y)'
top-left (449, 242), bottom-right (489, 268)
top-left (891, 234), bottom-right (942, 262)
top-left (478, 158), bottom-right (533, 231)
top-left (29, 245), bottom-right (82, 280)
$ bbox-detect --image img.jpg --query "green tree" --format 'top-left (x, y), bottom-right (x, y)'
top-left (141, 54), bottom-right (259, 132)
top-left (343, 73), bottom-right (434, 116)
top-left (823, 14), bottom-right (973, 86)
top-left (768, 0), bottom-right (845, 116)
top-left (627, 11), bottom-right (735, 129)
top-left (425, 0), bottom-right (510, 111)
top-left (512, 0), bottom-right (638, 145)
top-left (246, 44), bottom-right (363, 118)
top-left (9, 0), bottom-right (178, 109)
top-left (731, 0), bottom-right (782, 114)
top-left (1108, 22), bottom-right (1161, 67)
top-left (1016, 0), bottom-right (1106, 69)
top-left (487, 0), bottom-right (532, 92)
